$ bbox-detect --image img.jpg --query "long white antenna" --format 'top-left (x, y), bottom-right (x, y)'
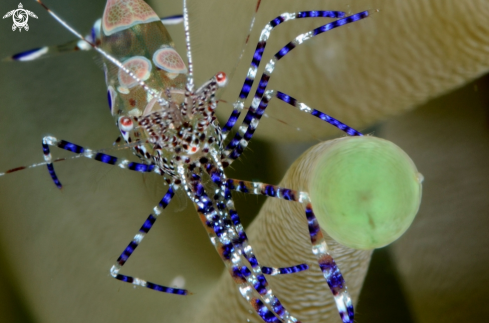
top-left (183, 0), bottom-right (194, 91)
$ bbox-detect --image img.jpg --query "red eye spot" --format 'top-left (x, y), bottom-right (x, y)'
top-left (119, 116), bottom-right (134, 132)
top-left (216, 72), bottom-right (227, 87)
top-left (120, 117), bottom-right (132, 126)
top-left (129, 98), bottom-right (136, 106)
top-left (191, 147), bottom-right (197, 152)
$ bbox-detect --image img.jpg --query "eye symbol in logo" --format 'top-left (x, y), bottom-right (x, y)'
top-left (3, 3), bottom-right (38, 32)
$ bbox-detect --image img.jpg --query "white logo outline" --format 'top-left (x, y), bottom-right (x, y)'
top-left (3, 3), bottom-right (38, 32)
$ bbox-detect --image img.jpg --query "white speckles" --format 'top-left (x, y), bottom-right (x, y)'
top-left (118, 160), bottom-right (129, 168)
top-left (153, 206), bottom-right (162, 216)
top-left (250, 118), bottom-right (259, 129)
top-left (238, 285), bottom-right (252, 301)
top-left (299, 102), bottom-right (312, 113)
top-left (312, 241), bottom-right (328, 255)
top-left (132, 277), bottom-right (146, 287)
top-left (239, 139), bottom-right (248, 148)
top-left (133, 233), bottom-right (145, 243)
top-left (43, 136), bottom-right (57, 146)
top-left (265, 59), bottom-right (276, 74)
top-left (110, 265), bottom-right (121, 277)
top-left (233, 101), bottom-right (244, 111)
top-left (259, 25), bottom-right (272, 41)
top-left (251, 97), bottom-right (261, 109)
top-left (298, 191), bottom-right (310, 203)
top-left (83, 149), bottom-right (94, 158)
top-left (247, 68), bottom-right (257, 79)
top-left (238, 125), bottom-right (248, 136)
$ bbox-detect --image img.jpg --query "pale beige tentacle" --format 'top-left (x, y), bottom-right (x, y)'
top-left (192, 141), bottom-right (372, 323)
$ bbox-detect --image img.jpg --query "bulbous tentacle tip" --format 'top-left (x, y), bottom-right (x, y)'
top-left (310, 136), bottom-right (422, 250)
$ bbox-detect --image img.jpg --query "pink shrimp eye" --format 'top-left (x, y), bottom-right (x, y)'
top-left (216, 72), bottom-right (227, 87)
top-left (119, 116), bottom-right (134, 132)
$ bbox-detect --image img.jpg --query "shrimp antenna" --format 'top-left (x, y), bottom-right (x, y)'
top-left (34, 0), bottom-right (168, 107)
top-left (182, 0), bottom-right (194, 91)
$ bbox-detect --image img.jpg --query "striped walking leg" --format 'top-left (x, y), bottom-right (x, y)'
top-left (225, 178), bottom-right (355, 323)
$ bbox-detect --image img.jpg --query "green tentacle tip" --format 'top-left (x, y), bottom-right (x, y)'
top-left (310, 136), bottom-right (423, 250)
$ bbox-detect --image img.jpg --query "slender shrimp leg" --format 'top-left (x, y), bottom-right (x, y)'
top-left (221, 10), bottom-right (347, 137)
top-left (109, 186), bottom-right (190, 295)
top-left (40, 136), bottom-right (303, 276)
top-left (41, 136), bottom-right (158, 188)
top-left (113, 180), bottom-right (308, 284)
top-left (223, 178), bottom-right (355, 323)
top-left (223, 11), bottom-right (371, 165)
top-left (223, 90), bottom-right (363, 166)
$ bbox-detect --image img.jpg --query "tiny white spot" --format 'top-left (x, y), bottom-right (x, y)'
top-left (128, 108), bottom-right (142, 116)
top-left (117, 86), bottom-right (130, 94)
top-left (416, 172), bottom-right (424, 183)
top-left (77, 40), bottom-right (91, 51)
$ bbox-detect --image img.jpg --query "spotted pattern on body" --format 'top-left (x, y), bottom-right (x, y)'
top-left (153, 46), bottom-right (188, 77)
top-left (102, 0), bottom-right (160, 36)
top-left (118, 56), bottom-right (152, 88)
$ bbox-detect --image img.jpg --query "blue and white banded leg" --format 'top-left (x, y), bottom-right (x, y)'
top-left (203, 159), bottom-right (306, 322)
top-left (223, 11), bottom-right (371, 165)
top-left (224, 90), bottom-right (363, 163)
top-left (41, 135), bottom-right (159, 188)
top-left (180, 164), bottom-right (301, 323)
top-left (40, 136), bottom-right (304, 297)
top-left (203, 162), bottom-right (310, 277)
top-left (110, 186), bottom-right (191, 295)
top-left (109, 186), bottom-right (190, 295)
top-left (224, 178), bottom-right (354, 323)
top-left (221, 10), bottom-right (348, 138)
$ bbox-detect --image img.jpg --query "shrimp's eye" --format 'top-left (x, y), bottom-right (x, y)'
top-left (119, 116), bottom-right (134, 132)
top-left (215, 72), bottom-right (227, 87)
top-left (309, 136), bottom-right (423, 250)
